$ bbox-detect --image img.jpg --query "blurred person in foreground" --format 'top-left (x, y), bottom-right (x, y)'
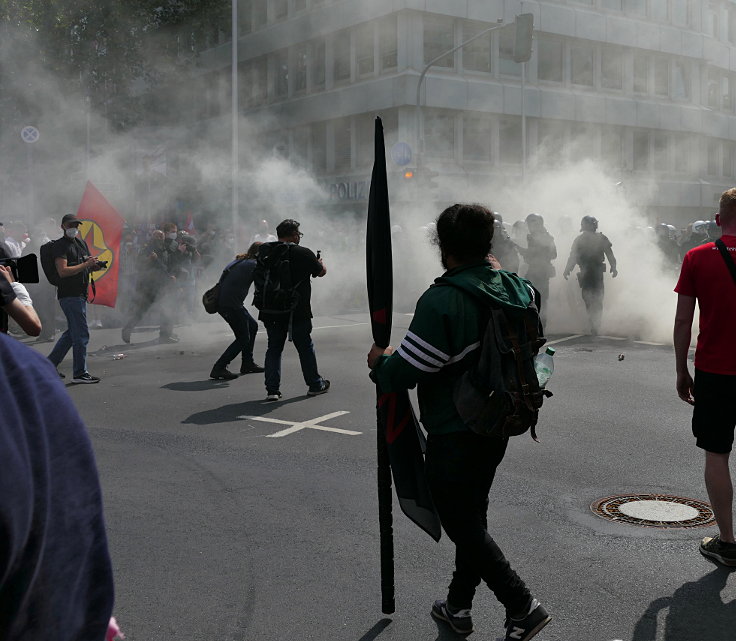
top-left (210, 242), bottom-right (265, 380)
top-left (562, 215), bottom-right (617, 336)
top-left (674, 188), bottom-right (736, 567)
top-left (367, 204), bottom-right (551, 641)
top-left (48, 214), bottom-right (104, 383)
top-left (256, 219), bottom-right (328, 401)
top-left (0, 265), bottom-right (41, 337)
top-left (0, 330), bottom-right (115, 640)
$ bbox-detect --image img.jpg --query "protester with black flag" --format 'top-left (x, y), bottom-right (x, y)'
top-left (368, 204), bottom-right (551, 641)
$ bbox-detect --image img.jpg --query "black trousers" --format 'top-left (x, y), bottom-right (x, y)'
top-left (425, 431), bottom-right (531, 615)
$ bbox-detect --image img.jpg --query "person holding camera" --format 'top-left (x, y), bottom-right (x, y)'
top-left (47, 213), bottom-right (104, 384)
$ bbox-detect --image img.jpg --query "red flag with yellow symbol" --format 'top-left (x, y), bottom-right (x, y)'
top-left (76, 181), bottom-right (125, 307)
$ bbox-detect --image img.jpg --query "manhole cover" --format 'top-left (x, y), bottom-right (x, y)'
top-left (591, 494), bottom-right (715, 528)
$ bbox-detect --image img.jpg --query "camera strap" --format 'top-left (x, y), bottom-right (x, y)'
top-left (715, 239), bottom-right (736, 286)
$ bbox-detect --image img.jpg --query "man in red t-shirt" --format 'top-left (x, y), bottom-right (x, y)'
top-left (674, 188), bottom-right (736, 566)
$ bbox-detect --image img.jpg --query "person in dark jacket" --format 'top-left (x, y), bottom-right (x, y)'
top-left (367, 204), bottom-right (551, 641)
top-left (210, 242), bottom-right (265, 380)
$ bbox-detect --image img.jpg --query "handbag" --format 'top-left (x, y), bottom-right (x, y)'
top-left (201, 258), bottom-right (246, 314)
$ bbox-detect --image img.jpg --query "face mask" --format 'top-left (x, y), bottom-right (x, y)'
top-left (167, 233), bottom-right (177, 240)
top-left (65, 228), bottom-right (79, 239)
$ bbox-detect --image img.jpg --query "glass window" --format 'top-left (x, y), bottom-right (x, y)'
top-left (672, 0), bottom-right (691, 27)
top-left (355, 114), bottom-right (374, 169)
top-left (273, 0), bottom-right (287, 21)
top-left (654, 58), bottom-right (669, 96)
top-left (463, 115), bottom-right (492, 161)
top-left (499, 117), bottom-right (522, 164)
top-left (601, 127), bottom-right (623, 168)
top-left (294, 44), bottom-right (308, 94)
top-left (311, 122), bottom-right (326, 174)
top-left (652, 132), bottom-right (668, 171)
top-left (537, 120), bottom-right (567, 166)
top-left (463, 21), bottom-right (491, 73)
top-left (537, 37), bottom-right (563, 82)
top-left (274, 50), bottom-right (289, 99)
top-left (722, 75), bottom-right (732, 111)
top-left (650, 3), bottom-right (667, 22)
top-left (672, 60), bottom-right (690, 100)
top-left (334, 30), bottom-right (351, 84)
top-left (633, 131), bottom-right (649, 171)
top-left (624, 0), bottom-right (646, 16)
top-left (252, 56), bottom-right (267, 105)
top-left (601, 0), bottom-right (623, 10)
top-left (707, 68), bottom-right (720, 108)
top-left (707, 140), bottom-right (719, 175)
top-left (601, 48), bottom-right (623, 90)
top-left (311, 40), bottom-right (325, 90)
top-left (293, 126), bottom-right (309, 166)
top-left (333, 118), bottom-right (352, 169)
top-left (356, 23), bottom-right (374, 77)
top-left (498, 25), bottom-right (521, 76)
top-left (424, 16), bottom-right (454, 68)
top-left (674, 135), bottom-right (689, 173)
top-left (380, 16), bottom-right (398, 71)
top-left (724, 142), bottom-right (734, 176)
top-left (238, 0), bottom-right (252, 34)
top-left (253, 0), bottom-right (267, 29)
top-left (571, 44), bottom-right (594, 86)
top-left (729, 7), bottom-right (736, 44)
top-left (634, 54), bottom-right (648, 93)
top-left (425, 112), bottom-right (455, 158)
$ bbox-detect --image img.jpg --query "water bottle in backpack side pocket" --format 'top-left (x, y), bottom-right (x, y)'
top-left (534, 347), bottom-right (556, 388)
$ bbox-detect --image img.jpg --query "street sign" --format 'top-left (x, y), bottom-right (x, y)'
top-left (390, 142), bottom-right (412, 167)
top-left (21, 126), bottom-right (40, 144)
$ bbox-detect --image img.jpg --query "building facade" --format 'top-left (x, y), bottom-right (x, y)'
top-left (188, 0), bottom-right (736, 224)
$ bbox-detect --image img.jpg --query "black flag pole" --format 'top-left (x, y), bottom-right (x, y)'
top-left (366, 117), bottom-right (395, 615)
top-left (366, 118), bottom-right (442, 616)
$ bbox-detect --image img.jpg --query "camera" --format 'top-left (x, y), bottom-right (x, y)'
top-left (0, 254), bottom-right (39, 283)
top-left (96, 260), bottom-right (108, 268)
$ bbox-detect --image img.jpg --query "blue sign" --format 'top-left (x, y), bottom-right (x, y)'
top-left (391, 142), bottom-right (412, 167)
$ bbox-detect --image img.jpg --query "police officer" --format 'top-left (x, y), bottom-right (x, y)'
top-left (563, 215), bottom-right (617, 335)
top-left (518, 213), bottom-right (556, 320)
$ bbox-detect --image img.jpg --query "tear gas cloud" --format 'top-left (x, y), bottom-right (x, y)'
top-left (0, 19), bottom-right (694, 345)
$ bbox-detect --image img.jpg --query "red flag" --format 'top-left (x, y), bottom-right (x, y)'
top-left (183, 212), bottom-right (196, 234)
top-left (76, 181), bottom-right (125, 307)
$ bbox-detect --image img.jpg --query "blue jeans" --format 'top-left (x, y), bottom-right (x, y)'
top-left (214, 306), bottom-right (258, 370)
top-left (264, 317), bottom-right (322, 393)
top-left (48, 296), bottom-right (90, 377)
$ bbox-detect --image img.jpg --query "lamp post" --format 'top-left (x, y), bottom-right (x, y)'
top-left (231, 0), bottom-right (239, 241)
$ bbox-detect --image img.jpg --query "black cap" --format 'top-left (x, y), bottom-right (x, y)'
top-left (61, 213), bottom-right (82, 226)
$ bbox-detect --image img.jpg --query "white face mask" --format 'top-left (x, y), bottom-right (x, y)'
top-left (167, 233), bottom-right (177, 240)
top-left (65, 227), bottom-right (79, 239)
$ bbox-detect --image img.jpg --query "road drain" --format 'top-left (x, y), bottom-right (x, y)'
top-left (591, 494), bottom-right (715, 528)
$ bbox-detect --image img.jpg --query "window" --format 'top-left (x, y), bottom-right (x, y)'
top-left (273, 50), bottom-right (289, 99)
top-left (654, 58), bottom-right (669, 97)
top-left (293, 126), bottom-right (309, 166)
top-left (652, 132), bottom-right (668, 171)
top-left (334, 30), bottom-right (351, 84)
top-left (537, 37), bottom-right (562, 82)
top-left (672, 60), bottom-right (690, 100)
top-left (333, 118), bottom-right (352, 169)
top-left (425, 112), bottom-right (455, 158)
top-left (674, 136), bottom-right (689, 173)
top-left (601, 48), bottom-right (623, 90)
top-left (311, 40), bottom-right (325, 90)
top-left (499, 118), bottom-right (522, 164)
top-left (538, 120), bottom-right (567, 166)
top-left (707, 68), bottom-right (720, 108)
top-left (311, 122), bottom-right (326, 174)
top-left (722, 74), bottom-right (732, 111)
top-left (463, 114), bottom-right (492, 161)
top-left (724, 142), bottom-right (734, 177)
top-left (424, 16), bottom-right (454, 68)
top-left (730, 7), bottom-right (736, 44)
top-left (498, 25), bottom-right (521, 76)
top-left (601, 0), bottom-right (622, 10)
top-left (601, 127), bottom-right (623, 169)
top-left (294, 44), bottom-right (308, 94)
top-left (238, 0), bottom-right (252, 34)
top-left (355, 114), bottom-right (374, 169)
top-left (294, 0), bottom-right (306, 11)
top-left (708, 140), bottom-right (719, 175)
top-left (272, 0), bottom-right (287, 21)
top-left (253, 0), bottom-right (267, 29)
top-left (252, 56), bottom-right (267, 105)
top-left (650, 3), bottom-right (667, 22)
top-left (356, 23), bottom-right (374, 77)
top-left (463, 21), bottom-right (491, 73)
top-left (380, 16), bottom-right (398, 71)
top-left (624, 0), bottom-right (646, 16)
top-left (672, 0), bottom-right (691, 28)
top-left (633, 131), bottom-right (650, 171)
top-left (571, 44), bottom-right (594, 86)
top-left (634, 54), bottom-right (648, 93)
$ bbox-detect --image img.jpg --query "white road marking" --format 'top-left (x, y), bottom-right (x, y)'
top-left (633, 340), bottom-right (666, 346)
top-left (596, 335), bottom-right (627, 341)
top-left (237, 411), bottom-right (361, 438)
top-left (546, 334), bottom-right (584, 345)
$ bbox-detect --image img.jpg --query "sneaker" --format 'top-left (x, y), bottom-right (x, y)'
top-left (307, 379), bottom-right (330, 397)
top-left (210, 368), bottom-right (238, 381)
top-left (121, 326), bottom-right (131, 344)
top-left (72, 373), bottom-right (101, 384)
top-left (265, 391), bottom-right (282, 402)
top-left (504, 599), bottom-right (551, 641)
top-left (431, 600), bottom-right (473, 635)
top-left (57, 370), bottom-right (65, 379)
top-left (158, 334), bottom-right (180, 344)
top-left (240, 364), bottom-right (265, 374)
top-left (700, 535), bottom-right (736, 567)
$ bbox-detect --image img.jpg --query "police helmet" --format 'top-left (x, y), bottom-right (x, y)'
top-left (580, 215), bottom-right (598, 232)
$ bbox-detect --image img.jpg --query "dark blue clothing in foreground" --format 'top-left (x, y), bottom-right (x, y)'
top-left (0, 333), bottom-right (114, 640)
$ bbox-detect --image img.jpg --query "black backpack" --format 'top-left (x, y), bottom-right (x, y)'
top-left (444, 283), bottom-right (552, 441)
top-left (40, 239), bottom-right (61, 287)
top-left (252, 242), bottom-right (302, 314)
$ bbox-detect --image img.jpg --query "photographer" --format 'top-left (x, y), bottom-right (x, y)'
top-left (47, 214), bottom-right (104, 384)
top-left (0, 264), bottom-right (41, 337)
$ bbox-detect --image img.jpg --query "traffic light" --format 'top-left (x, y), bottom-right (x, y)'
top-left (513, 13), bottom-right (534, 63)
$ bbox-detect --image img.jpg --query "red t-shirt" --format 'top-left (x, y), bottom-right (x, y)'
top-left (675, 234), bottom-right (736, 374)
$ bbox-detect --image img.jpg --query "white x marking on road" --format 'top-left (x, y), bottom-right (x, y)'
top-left (237, 411), bottom-right (361, 438)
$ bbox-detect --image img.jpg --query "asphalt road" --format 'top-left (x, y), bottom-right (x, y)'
top-left (26, 314), bottom-right (735, 641)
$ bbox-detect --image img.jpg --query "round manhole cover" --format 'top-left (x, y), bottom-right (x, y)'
top-left (591, 494), bottom-right (715, 528)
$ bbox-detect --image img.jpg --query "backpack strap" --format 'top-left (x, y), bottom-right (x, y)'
top-left (715, 239), bottom-right (736, 285)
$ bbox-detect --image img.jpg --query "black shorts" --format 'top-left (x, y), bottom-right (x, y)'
top-left (692, 368), bottom-right (736, 454)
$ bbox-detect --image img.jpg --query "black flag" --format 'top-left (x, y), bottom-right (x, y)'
top-left (366, 117), bottom-right (441, 615)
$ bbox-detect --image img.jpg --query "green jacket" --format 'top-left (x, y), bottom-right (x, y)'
top-left (373, 263), bottom-right (536, 435)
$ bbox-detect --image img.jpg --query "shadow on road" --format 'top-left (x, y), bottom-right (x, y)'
top-left (181, 396), bottom-right (308, 425)
top-left (356, 618), bottom-right (392, 641)
top-left (632, 565), bottom-right (736, 640)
